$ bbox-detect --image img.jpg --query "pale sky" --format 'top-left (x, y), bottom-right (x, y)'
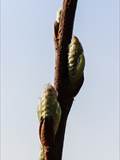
top-left (1, 0), bottom-right (119, 160)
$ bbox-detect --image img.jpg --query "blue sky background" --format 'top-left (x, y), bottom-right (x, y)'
top-left (1, 0), bottom-right (119, 160)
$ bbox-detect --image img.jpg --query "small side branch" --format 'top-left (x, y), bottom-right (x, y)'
top-left (54, 0), bottom-right (78, 102)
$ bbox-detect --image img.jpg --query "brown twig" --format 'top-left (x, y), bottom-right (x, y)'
top-left (54, 0), bottom-right (79, 97)
top-left (39, 0), bottom-right (84, 159)
top-left (54, 0), bottom-right (84, 160)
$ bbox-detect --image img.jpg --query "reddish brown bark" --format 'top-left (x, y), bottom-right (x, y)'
top-left (39, 0), bottom-right (84, 159)
top-left (54, 1), bottom-right (84, 160)
top-left (54, 0), bottom-right (79, 99)
top-left (39, 117), bottom-right (55, 160)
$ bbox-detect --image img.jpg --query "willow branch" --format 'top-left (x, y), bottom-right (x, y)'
top-left (54, 0), bottom-right (78, 101)
top-left (54, 0), bottom-right (84, 160)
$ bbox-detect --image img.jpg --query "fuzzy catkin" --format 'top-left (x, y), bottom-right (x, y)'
top-left (56, 8), bottom-right (62, 23)
top-left (37, 84), bottom-right (61, 135)
top-left (37, 84), bottom-right (61, 160)
top-left (68, 36), bottom-right (85, 84)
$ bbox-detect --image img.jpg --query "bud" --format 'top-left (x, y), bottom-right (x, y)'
top-left (37, 84), bottom-right (61, 135)
top-left (68, 36), bottom-right (85, 85)
top-left (56, 8), bottom-right (62, 23)
top-left (39, 146), bottom-right (45, 160)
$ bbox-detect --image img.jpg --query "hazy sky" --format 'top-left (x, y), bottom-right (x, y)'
top-left (1, 0), bottom-right (119, 160)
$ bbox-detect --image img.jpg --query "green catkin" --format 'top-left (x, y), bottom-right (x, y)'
top-left (68, 36), bottom-right (85, 86)
top-left (37, 84), bottom-right (61, 160)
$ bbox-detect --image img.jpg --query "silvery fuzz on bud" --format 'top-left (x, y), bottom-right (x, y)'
top-left (68, 36), bottom-right (85, 84)
top-left (37, 84), bottom-right (61, 135)
top-left (56, 8), bottom-right (62, 23)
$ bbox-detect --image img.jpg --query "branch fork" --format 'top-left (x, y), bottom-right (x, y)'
top-left (38, 0), bottom-right (85, 159)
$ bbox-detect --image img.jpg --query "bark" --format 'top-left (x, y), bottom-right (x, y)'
top-left (54, 0), bottom-right (83, 160)
top-left (40, 0), bottom-right (84, 159)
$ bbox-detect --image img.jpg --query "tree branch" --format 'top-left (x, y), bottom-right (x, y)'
top-left (54, 0), bottom-right (78, 100)
top-left (54, 0), bottom-right (84, 160)
top-left (39, 0), bottom-right (84, 159)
